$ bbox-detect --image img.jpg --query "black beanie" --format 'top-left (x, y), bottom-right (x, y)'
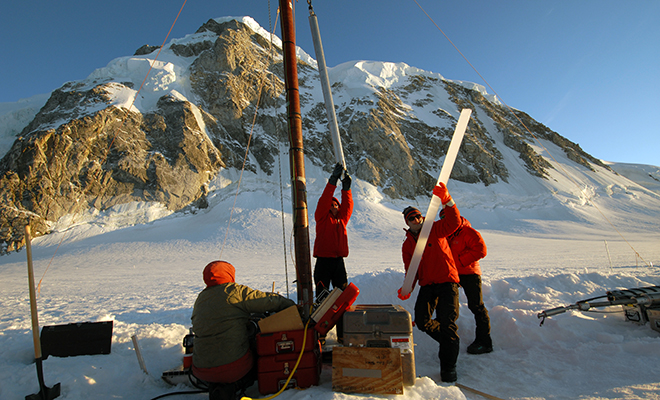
top-left (403, 206), bottom-right (421, 221)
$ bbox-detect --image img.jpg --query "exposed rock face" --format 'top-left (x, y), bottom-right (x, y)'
top-left (0, 18), bottom-right (606, 253)
top-left (0, 89), bottom-right (223, 252)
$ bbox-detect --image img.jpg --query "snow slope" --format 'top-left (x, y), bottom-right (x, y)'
top-left (1, 158), bottom-right (659, 400)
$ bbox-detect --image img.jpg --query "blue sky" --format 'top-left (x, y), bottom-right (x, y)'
top-left (1, 1), bottom-right (658, 166)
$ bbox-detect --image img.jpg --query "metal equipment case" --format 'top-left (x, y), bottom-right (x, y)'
top-left (342, 304), bottom-right (415, 385)
top-left (41, 321), bottom-right (113, 359)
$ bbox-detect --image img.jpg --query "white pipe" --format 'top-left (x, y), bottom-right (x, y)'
top-left (309, 12), bottom-right (346, 169)
top-left (400, 109), bottom-right (472, 296)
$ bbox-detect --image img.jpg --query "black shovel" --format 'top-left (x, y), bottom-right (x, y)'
top-left (25, 225), bottom-right (61, 400)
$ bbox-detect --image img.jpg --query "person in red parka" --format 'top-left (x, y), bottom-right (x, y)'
top-left (445, 214), bottom-right (492, 354)
top-left (313, 163), bottom-right (353, 342)
top-left (398, 183), bottom-right (462, 383)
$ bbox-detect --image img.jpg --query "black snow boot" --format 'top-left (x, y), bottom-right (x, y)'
top-left (438, 343), bottom-right (459, 383)
top-left (467, 336), bottom-right (493, 354)
top-left (440, 367), bottom-right (457, 383)
top-left (208, 382), bottom-right (237, 400)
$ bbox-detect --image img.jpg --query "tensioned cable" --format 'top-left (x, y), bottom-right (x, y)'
top-left (218, 9), bottom-right (283, 263)
top-left (36, 0), bottom-right (188, 293)
top-left (412, 0), bottom-right (651, 268)
top-left (267, 4), bottom-right (292, 299)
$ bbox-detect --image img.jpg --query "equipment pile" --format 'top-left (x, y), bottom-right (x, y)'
top-left (538, 285), bottom-right (660, 333)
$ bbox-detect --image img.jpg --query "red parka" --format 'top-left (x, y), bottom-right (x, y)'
top-left (447, 217), bottom-right (487, 275)
top-left (401, 204), bottom-right (461, 288)
top-left (313, 182), bottom-right (353, 258)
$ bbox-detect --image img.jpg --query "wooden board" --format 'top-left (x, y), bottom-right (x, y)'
top-left (258, 305), bottom-right (304, 334)
top-left (332, 347), bottom-right (403, 395)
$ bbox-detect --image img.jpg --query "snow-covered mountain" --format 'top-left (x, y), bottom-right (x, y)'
top-left (0, 15), bottom-right (659, 255)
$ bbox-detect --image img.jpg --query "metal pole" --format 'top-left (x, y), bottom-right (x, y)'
top-left (280, 0), bottom-right (314, 320)
top-left (308, 11), bottom-right (346, 168)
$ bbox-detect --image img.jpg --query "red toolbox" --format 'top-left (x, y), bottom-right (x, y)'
top-left (256, 328), bottom-right (319, 356)
top-left (311, 282), bottom-right (360, 336)
top-left (257, 349), bottom-right (321, 394)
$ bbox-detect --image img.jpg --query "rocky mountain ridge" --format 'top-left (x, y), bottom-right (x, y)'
top-left (0, 17), bottom-right (613, 253)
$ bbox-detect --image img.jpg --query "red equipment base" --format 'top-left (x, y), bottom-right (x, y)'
top-left (257, 350), bottom-right (321, 395)
top-left (256, 328), bottom-right (319, 356)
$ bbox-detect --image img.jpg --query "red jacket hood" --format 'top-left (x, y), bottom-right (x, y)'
top-left (203, 261), bottom-right (236, 287)
top-left (459, 216), bottom-right (471, 229)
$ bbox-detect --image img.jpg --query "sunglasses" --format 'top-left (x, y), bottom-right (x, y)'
top-left (407, 214), bottom-right (421, 222)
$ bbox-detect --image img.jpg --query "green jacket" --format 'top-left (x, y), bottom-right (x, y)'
top-left (191, 282), bottom-right (296, 368)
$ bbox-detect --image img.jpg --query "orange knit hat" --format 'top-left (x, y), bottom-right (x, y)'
top-left (203, 261), bottom-right (236, 287)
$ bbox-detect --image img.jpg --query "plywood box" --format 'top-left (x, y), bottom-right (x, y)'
top-left (332, 347), bottom-right (403, 395)
top-left (258, 306), bottom-right (304, 334)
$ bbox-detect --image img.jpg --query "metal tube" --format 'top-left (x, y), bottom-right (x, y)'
top-left (308, 12), bottom-right (346, 168)
top-left (280, 0), bottom-right (313, 320)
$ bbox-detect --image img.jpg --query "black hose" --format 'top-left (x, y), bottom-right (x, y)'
top-left (149, 369), bottom-right (209, 399)
top-left (149, 389), bottom-right (206, 400)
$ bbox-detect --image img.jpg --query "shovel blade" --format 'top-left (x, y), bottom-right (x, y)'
top-left (27, 357), bottom-right (61, 400)
top-left (26, 382), bottom-right (61, 400)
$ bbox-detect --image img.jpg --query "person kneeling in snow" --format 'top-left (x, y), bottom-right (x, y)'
top-left (191, 261), bottom-right (296, 400)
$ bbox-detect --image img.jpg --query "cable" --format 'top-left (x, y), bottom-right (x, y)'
top-left (219, 7), bottom-right (281, 261)
top-left (149, 390), bottom-right (205, 400)
top-left (35, 0), bottom-right (189, 294)
top-left (412, 0), bottom-right (653, 268)
top-left (240, 310), bottom-right (313, 400)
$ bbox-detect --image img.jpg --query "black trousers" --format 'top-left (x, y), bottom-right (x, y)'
top-left (414, 282), bottom-right (460, 371)
top-left (459, 274), bottom-right (491, 342)
top-left (313, 257), bottom-right (348, 339)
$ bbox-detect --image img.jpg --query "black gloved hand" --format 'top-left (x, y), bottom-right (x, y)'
top-left (328, 163), bottom-right (343, 186)
top-left (342, 172), bottom-right (352, 191)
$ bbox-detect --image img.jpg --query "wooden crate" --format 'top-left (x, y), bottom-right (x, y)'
top-left (332, 347), bottom-right (403, 395)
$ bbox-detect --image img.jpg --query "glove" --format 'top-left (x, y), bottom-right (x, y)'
top-left (397, 287), bottom-right (411, 300)
top-left (329, 163), bottom-right (343, 186)
top-left (432, 182), bottom-right (453, 205)
top-left (342, 173), bottom-right (352, 191)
